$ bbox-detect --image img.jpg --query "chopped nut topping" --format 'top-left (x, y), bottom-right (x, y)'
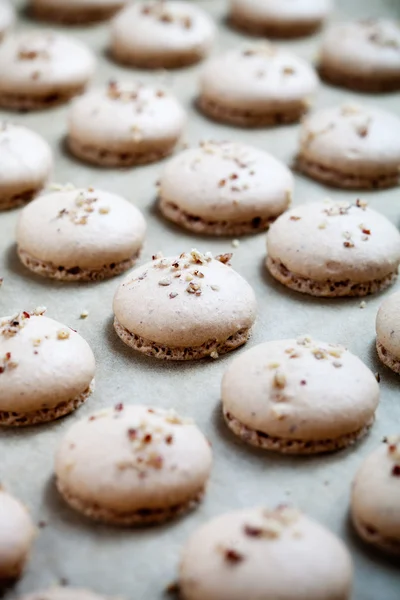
top-left (99, 207), bottom-right (110, 215)
top-left (224, 548), bottom-right (244, 564)
top-left (243, 525), bottom-right (263, 537)
top-left (80, 310), bottom-right (89, 319)
top-left (359, 301), bottom-right (366, 309)
top-left (333, 361), bottom-right (342, 368)
top-left (343, 241), bottom-right (355, 248)
top-left (0, 352), bottom-right (19, 374)
top-left (186, 282), bottom-right (201, 295)
top-left (57, 329), bottom-right (70, 340)
top-left (210, 284), bottom-right (220, 292)
top-left (356, 198), bottom-right (368, 210)
top-left (282, 66), bottom-right (295, 75)
top-left (273, 371), bottom-right (286, 389)
top-left (392, 465), bottom-right (400, 477)
top-left (215, 253), bottom-right (232, 265)
top-left (159, 278), bottom-right (172, 286)
top-left (210, 351), bottom-right (219, 359)
top-left (152, 252), bottom-right (163, 261)
top-left (169, 292), bottom-right (178, 299)
top-left (290, 216), bottom-right (301, 221)
top-left (193, 270), bottom-right (204, 279)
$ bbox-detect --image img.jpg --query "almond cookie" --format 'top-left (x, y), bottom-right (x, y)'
top-left (113, 250), bottom-right (257, 360)
top-left (111, 1), bottom-right (216, 69)
top-left (0, 308), bottom-right (95, 426)
top-left (296, 103), bottom-right (400, 189)
top-left (229, 0), bottom-right (332, 38)
top-left (0, 0), bottom-right (14, 41)
top-left (68, 81), bottom-right (186, 167)
top-left (55, 404), bottom-right (212, 525)
top-left (266, 200), bottom-right (400, 297)
top-left (319, 19), bottom-right (400, 92)
top-left (30, 0), bottom-right (127, 24)
top-left (0, 31), bottom-right (95, 111)
top-left (376, 291), bottom-right (400, 374)
top-left (351, 436), bottom-right (400, 554)
top-left (17, 186), bottom-right (146, 281)
top-left (180, 506), bottom-right (353, 600)
top-left (0, 122), bottom-right (52, 211)
top-left (222, 337), bottom-right (379, 454)
top-left (198, 42), bottom-right (318, 127)
top-left (0, 489), bottom-right (35, 580)
top-left (159, 141), bottom-right (293, 235)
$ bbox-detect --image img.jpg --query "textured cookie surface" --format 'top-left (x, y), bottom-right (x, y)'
top-left (0, 490), bottom-right (35, 579)
top-left (376, 290), bottom-right (400, 372)
top-left (31, 0), bottom-right (127, 24)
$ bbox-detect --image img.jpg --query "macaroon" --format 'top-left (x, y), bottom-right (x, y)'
top-left (113, 249), bottom-right (257, 360)
top-left (198, 42), bottom-right (318, 127)
top-left (0, 308), bottom-right (95, 426)
top-left (68, 80), bottom-right (186, 167)
top-left (296, 103), bottom-right (400, 189)
top-left (0, 122), bottom-right (52, 211)
top-left (376, 291), bottom-right (400, 374)
top-left (159, 141), bottom-right (294, 235)
top-left (111, 1), bottom-right (216, 69)
top-left (266, 199), bottom-right (400, 297)
top-left (0, 489), bottom-right (35, 580)
top-left (55, 404), bottom-right (213, 525)
top-left (222, 337), bottom-right (379, 454)
top-left (30, 0), bottom-right (128, 24)
top-left (351, 436), bottom-right (400, 554)
top-left (17, 186), bottom-right (146, 282)
top-left (179, 505), bottom-right (353, 600)
top-left (0, 31), bottom-right (95, 111)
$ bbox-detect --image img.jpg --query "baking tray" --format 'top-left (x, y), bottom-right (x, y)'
top-left (1, 0), bottom-right (400, 598)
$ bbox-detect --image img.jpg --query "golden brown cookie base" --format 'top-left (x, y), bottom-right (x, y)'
top-left (56, 481), bottom-right (205, 525)
top-left (224, 409), bottom-right (373, 455)
top-left (266, 256), bottom-right (398, 298)
top-left (198, 96), bottom-right (306, 128)
top-left (114, 318), bottom-right (251, 361)
top-left (111, 46), bottom-right (205, 70)
top-left (296, 154), bottom-right (400, 190)
top-left (159, 197), bottom-right (277, 236)
top-left (229, 13), bottom-right (322, 38)
top-left (376, 340), bottom-right (400, 374)
top-left (31, 3), bottom-right (124, 24)
top-left (18, 247), bottom-right (140, 282)
top-left (0, 381), bottom-right (94, 427)
top-left (68, 136), bottom-right (173, 168)
top-left (352, 514), bottom-right (400, 555)
top-left (0, 85), bottom-right (87, 111)
top-left (319, 64), bottom-right (400, 93)
top-left (0, 188), bottom-right (40, 211)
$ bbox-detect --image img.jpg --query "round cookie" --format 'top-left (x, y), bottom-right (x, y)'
top-left (0, 308), bottom-right (95, 426)
top-left (55, 404), bottom-right (212, 525)
top-left (296, 103), bottom-right (400, 189)
top-left (0, 31), bottom-right (95, 111)
top-left (30, 0), bottom-right (127, 25)
top-left (68, 81), bottom-right (186, 167)
top-left (180, 505), bottom-right (353, 600)
top-left (113, 249), bottom-right (257, 360)
top-left (198, 43), bottom-right (318, 127)
top-left (351, 436), bottom-right (400, 554)
top-left (17, 186), bottom-right (146, 282)
top-left (20, 589), bottom-right (114, 600)
top-left (0, 122), bottom-right (53, 211)
top-left (319, 19), bottom-right (400, 93)
top-left (222, 337), bottom-right (379, 454)
top-left (229, 0), bottom-right (332, 38)
top-left (0, 0), bottom-right (14, 41)
top-left (266, 199), bottom-right (400, 297)
top-left (0, 489), bottom-right (35, 580)
top-left (111, 1), bottom-right (216, 69)
top-left (376, 291), bottom-right (400, 373)
top-left (159, 141), bottom-right (294, 236)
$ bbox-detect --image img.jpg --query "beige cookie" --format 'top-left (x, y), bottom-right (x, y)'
top-left (55, 404), bottom-right (212, 525)
top-left (30, 0), bottom-right (127, 24)
top-left (0, 489), bottom-right (35, 580)
top-left (376, 291), bottom-right (400, 373)
top-left (113, 249), bottom-right (257, 360)
top-left (17, 186), bottom-right (146, 281)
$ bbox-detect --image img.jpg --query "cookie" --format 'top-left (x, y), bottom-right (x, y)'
top-left (55, 404), bottom-right (212, 525)
top-left (111, 1), bottom-right (216, 69)
top-left (0, 308), bottom-right (95, 426)
top-left (17, 186), bottom-right (146, 282)
top-left (319, 19), bottom-right (400, 93)
top-left (296, 103), bottom-right (400, 189)
top-left (229, 0), bottom-right (332, 38)
top-left (19, 590), bottom-right (115, 600)
top-left (0, 0), bottom-right (14, 41)
top-left (198, 42), bottom-right (318, 127)
top-left (0, 489), bottom-right (35, 580)
top-left (376, 291), bottom-right (400, 373)
top-left (179, 505), bottom-right (353, 600)
top-left (68, 81), bottom-right (186, 167)
top-left (0, 31), bottom-right (95, 111)
top-left (351, 436), bottom-right (400, 554)
top-left (159, 141), bottom-right (293, 236)
top-left (0, 122), bottom-right (53, 211)
top-left (222, 337), bottom-right (379, 454)
top-left (266, 199), bottom-right (400, 297)
top-left (113, 249), bottom-right (257, 360)
top-left (30, 0), bottom-right (127, 25)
